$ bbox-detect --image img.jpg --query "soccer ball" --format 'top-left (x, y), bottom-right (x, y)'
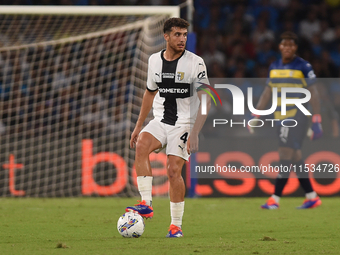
top-left (117, 211), bottom-right (145, 238)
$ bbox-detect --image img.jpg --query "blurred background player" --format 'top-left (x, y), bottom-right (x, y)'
top-left (126, 18), bottom-right (210, 237)
top-left (249, 31), bottom-right (323, 209)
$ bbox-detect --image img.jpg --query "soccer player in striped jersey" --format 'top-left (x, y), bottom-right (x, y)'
top-left (126, 18), bottom-right (210, 237)
top-left (251, 31), bottom-right (322, 209)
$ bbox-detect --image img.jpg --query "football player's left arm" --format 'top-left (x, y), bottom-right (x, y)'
top-left (187, 90), bottom-right (211, 154)
top-left (308, 84), bottom-right (323, 140)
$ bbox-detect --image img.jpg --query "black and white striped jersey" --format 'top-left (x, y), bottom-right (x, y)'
top-left (146, 49), bottom-right (209, 126)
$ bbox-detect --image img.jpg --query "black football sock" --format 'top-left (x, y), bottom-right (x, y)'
top-left (295, 160), bottom-right (314, 193)
top-left (274, 160), bottom-right (291, 197)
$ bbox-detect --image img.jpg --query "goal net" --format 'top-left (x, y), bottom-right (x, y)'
top-left (0, 6), bottom-right (178, 197)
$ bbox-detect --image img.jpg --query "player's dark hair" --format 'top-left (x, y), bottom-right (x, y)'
top-left (163, 18), bottom-right (190, 34)
top-left (280, 31), bottom-right (298, 44)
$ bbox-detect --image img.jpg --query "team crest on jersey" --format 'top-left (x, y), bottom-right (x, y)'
top-left (176, 72), bottom-right (185, 81)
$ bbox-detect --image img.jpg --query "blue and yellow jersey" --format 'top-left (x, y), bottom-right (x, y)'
top-left (267, 56), bottom-right (316, 120)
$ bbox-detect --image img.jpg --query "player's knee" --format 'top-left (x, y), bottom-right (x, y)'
top-left (279, 147), bottom-right (294, 161)
top-left (167, 167), bottom-right (182, 181)
top-left (292, 151), bottom-right (302, 162)
top-left (135, 139), bottom-right (151, 157)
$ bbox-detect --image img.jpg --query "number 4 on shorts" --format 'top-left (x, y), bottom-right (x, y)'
top-left (180, 132), bottom-right (188, 143)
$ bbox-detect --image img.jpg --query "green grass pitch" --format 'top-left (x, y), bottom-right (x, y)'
top-left (0, 197), bottom-right (339, 255)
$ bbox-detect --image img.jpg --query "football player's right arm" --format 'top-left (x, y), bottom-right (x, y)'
top-left (256, 64), bottom-right (273, 111)
top-left (130, 89), bottom-right (157, 149)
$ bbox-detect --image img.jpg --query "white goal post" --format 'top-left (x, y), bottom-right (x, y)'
top-left (0, 5), bottom-right (179, 197)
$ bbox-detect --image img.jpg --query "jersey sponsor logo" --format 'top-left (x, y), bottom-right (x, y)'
top-left (197, 71), bottom-right (206, 80)
top-left (157, 83), bottom-right (191, 98)
top-left (155, 72), bottom-right (160, 77)
top-left (176, 72), bottom-right (184, 81)
top-left (162, 72), bottom-right (175, 79)
top-left (159, 88), bottom-right (189, 94)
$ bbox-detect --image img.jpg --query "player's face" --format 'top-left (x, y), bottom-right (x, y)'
top-left (279, 39), bottom-right (297, 60)
top-left (165, 27), bottom-right (187, 53)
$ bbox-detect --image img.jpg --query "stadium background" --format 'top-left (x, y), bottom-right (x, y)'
top-left (0, 0), bottom-right (340, 197)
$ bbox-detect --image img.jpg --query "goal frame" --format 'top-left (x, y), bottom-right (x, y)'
top-left (0, 5), bottom-right (179, 197)
top-left (0, 5), bottom-right (180, 17)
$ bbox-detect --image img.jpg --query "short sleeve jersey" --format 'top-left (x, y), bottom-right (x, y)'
top-left (267, 56), bottom-right (316, 120)
top-left (147, 49), bottom-right (209, 126)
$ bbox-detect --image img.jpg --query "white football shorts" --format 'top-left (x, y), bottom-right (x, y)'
top-left (140, 119), bottom-right (191, 161)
